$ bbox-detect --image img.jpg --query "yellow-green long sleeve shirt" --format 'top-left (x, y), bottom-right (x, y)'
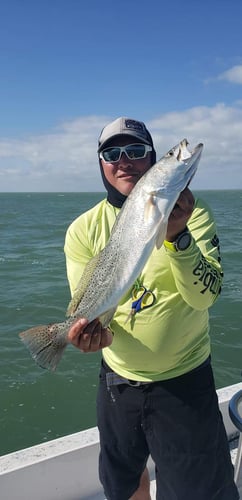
top-left (64, 196), bottom-right (223, 382)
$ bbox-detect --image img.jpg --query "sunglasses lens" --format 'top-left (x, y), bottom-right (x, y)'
top-left (126, 145), bottom-right (146, 159)
top-left (102, 148), bottom-right (121, 162)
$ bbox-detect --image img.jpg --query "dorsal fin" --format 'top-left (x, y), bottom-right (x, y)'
top-left (66, 253), bottom-right (100, 316)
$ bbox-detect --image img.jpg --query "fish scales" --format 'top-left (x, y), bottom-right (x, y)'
top-left (19, 139), bottom-right (203, 370)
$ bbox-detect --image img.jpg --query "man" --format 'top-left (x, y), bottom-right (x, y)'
top-left (64, 117), bottom-right (239, 500)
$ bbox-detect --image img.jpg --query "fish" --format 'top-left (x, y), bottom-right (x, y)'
top-left (19, 138), bottom-right (203, 371)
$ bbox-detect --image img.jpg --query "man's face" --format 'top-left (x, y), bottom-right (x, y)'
top-left (100, 137), bottom-right (153, 196)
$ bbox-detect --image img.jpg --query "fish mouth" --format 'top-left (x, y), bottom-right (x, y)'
top-left (167, 139), bottom-right (203, 164)
top-left (178, 139), bottom-right (204, 163)
top-left (165, 139), bottom-right (203, 192)
top-left (186, 142), bottom-right (203, 181)
top-left (177, 140), bottom-right (204, 185)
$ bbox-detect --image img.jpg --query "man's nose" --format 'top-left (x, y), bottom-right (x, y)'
top-left (118, 151), bottom-right (132, 167)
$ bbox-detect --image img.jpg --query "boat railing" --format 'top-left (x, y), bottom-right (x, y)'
top-left (229, 390), bottom-right (242, 484)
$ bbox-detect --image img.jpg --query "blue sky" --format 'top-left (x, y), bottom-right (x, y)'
top-left (0, 0), bottom-right (242, 192)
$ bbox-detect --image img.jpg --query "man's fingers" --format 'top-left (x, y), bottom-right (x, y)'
top-left (67, 318), bottom-right (113, 353)
top-left (67, 318), bottom-right (89, 343)
top-left (175, 188), bottom-right (194, 213)
top-left (100, 329), bottom-right (113, 348)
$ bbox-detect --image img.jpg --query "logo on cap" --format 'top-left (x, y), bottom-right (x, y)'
top-left (125, 119), bottom-right (145, 132)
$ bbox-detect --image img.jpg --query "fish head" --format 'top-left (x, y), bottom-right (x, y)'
top-left (140, 138), bottom-right (203, 224)
top-left (162, 138), bottom-right (203, 190)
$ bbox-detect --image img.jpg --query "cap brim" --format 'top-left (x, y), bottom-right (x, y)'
top-left (98, 132), bottom-right (151, 152)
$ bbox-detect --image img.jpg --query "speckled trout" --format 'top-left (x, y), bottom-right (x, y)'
top-left (19, 139), bottom-right (203, 370)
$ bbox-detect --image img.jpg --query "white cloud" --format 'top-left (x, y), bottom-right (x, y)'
top-left (0, 105), bottom-right (242, 191)
top-left (217, 65), bottom-right (242, 84)
top-left (0, 115), bottom-right (109, 191)
top-left (146, 103), bottom-right (242, 190)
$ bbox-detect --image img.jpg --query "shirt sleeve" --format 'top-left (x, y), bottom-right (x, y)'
top-left (164, 197), bottom-right (223, 310)
top-left (64, 200), bottom-right (116, 298)
top-left (64, 215), bottom-right (93, 297)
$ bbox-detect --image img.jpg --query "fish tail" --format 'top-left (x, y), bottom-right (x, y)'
top-left (19, 322), bottom-right (68, 371)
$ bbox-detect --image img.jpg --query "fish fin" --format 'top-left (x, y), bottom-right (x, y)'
top-left (99, 307), bottom-right (117, 328)
top-left (66, 254), bottom-right (101, 316)
top-left (144, 194), bottom-right (157, 222)
top-left (66, 292), bottom-right (83, 317)
top-left (19, 322), bottom-right (68, 371)
top-left (156, 222), bottom-right (167, 249)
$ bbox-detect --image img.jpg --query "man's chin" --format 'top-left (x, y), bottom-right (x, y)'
top-left (117, 178), bottom-right (138, 196)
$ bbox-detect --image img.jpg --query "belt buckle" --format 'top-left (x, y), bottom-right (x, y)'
top-left (128, 380), bottom-right (143, 387)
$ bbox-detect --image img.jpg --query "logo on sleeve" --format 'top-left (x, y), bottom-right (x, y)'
top-left (211, 234), bottom-right (219, 247)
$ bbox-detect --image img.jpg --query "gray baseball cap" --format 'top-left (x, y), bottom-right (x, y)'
top-left (98, 117), bottom-right (154, 152)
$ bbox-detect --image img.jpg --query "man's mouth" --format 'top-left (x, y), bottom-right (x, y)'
top-left (118, 172), bottom-right (139, 179)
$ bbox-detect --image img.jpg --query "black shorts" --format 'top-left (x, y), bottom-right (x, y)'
top-left (96, 359), bottom-right (239, 500)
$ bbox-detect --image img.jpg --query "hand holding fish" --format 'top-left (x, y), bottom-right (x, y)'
top-left (165, 187), bottom-right (195, 241)
top-left (67, 318), bottom-right (113, 353)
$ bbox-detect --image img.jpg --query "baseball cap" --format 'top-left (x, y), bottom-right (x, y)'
top-left (98, 117), bottom-right (154, 152)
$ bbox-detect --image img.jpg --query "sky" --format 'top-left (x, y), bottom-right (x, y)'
top-left (0, 0), bottom-right (242, 192)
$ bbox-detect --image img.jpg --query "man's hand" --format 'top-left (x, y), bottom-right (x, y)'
top-left (166, 187), bottom-right (194, 242)
top-left (67, 318), bottom-right (113, 353)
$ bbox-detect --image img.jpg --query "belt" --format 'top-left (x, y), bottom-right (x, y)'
top-left (106, 371), bottom-right (151, 388)
top-left (104, 356), bottom-right (211, 389)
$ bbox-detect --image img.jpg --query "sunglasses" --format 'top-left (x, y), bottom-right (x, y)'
top-left (99, 143), bottom-right (152, 163)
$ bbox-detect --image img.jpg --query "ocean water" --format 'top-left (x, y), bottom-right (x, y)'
top-left (0, 191), bottom-right (242, 456)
